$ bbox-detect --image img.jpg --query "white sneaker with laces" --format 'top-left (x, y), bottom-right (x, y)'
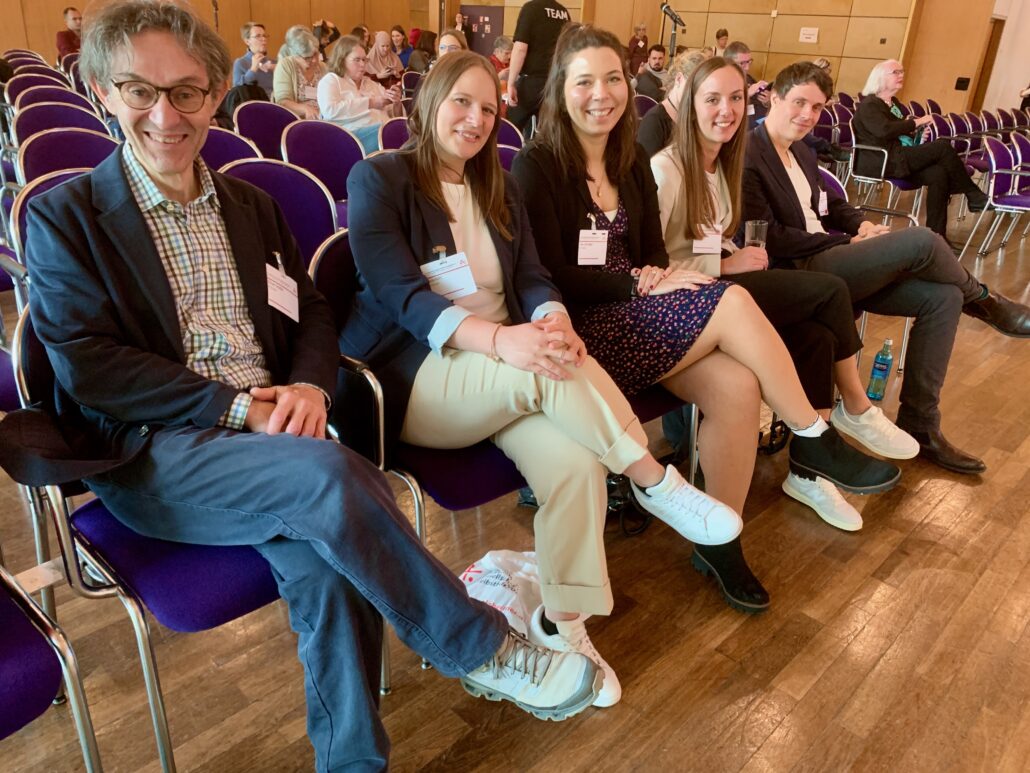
top-left (527, 606), bottom-right (621, 707)
top-left (631, 464), bottom-right (742, 545)
top-left (460, 630), bottom-right (602, 721)
top-left (830, 402), bottom-right (919, 459)
top-left (782, 471), bottom-right (863, 531)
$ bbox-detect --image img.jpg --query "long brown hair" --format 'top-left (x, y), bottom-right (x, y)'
top-left (407, 50), bottom-right (511, 239)
top-left (326, 35), bottom-right (363, 78)
top-left (534, 24), bottom-right (639, 185)
top-left (672, 57), bottom-right (748, 240)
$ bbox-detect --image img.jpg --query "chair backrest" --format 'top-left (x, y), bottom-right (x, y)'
top-left (909, 100), bottom-right (926, 118)
top-left (220, 158), bottom-right (338, 266)
top-left (17, 128), bottom-right (119, 185)
top-left (59, 53), bottom-right (80, 73)
top-left (895, 100), bottom-right (911, 118)
top-left (401, 70), bottom-right (421, 96)
top-left (12, 102), bottom-right (109, 145)
top-left (378, 116), bottom-right (410, 150)
top-left (308, 229), bottom-right (357, 331)
top-left (926, 98), bottom-right (942, 114)
top-left (498, 144), bottom-right (518, 172)
top-left (1012, 131), bottom-right (1030, 169)
top-left (950, 112), bottom-right (969, 135)
top-left (400, 97), bottom-right (414, 116)
top-left (1013, 108), bottom-right (1029, 128)
top-left (997, 108), bottom-right (1015, 130)
top-left (984, 136), bottom-right (1016, 199)
top-left (497, 118), bottom-right (524, 149)
top-left (982, 110), bottom-right (1000, 132)
top-left (928, 113), bottom-right (952, 142)
top-left (14, 64), bottom-right (67, 81)
top-left (281, 120), bottom-right (364, 202)
top-left (831, 103), bottom-right (853, 146)
top-left (4, 73), bottom-right (71, 105)
top-left (14, 85), bottom-right (96, 114)
top-left (11, 169), bottom-right (89, 262)
top-left (817, 166), bottom-right (848, 202)
top-left (836, 92), bottom-right (855, 109)
top-left (199, 126), bottom-right (260, 170)
top-left (813, 106), bottom-right (834, 141)
top-left (633, 93), bottom-right (658, 118)
top-left (232, 100), bottom-right (297, 160)
top-left (3, 50), bottom-right (44, 61)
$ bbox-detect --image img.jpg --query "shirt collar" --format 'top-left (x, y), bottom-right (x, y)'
top-left (122, 142), bottom-right (219, 213)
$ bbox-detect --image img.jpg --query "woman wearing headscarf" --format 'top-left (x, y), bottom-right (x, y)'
top-left (367, 30), bottom-right (403, 88)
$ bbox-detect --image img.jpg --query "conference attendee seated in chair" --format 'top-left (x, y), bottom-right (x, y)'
top-left (651, 56), bottom-right (916, 532)
top-left (232, 21), bottom-right (275, 98)
top-left (273, 24), bottom-right (325, 118)
top-left (723, 41), bottom-right (767, 128)
top-left (20, 2), bottom-right (602, 768)
top-left (366, 30), bottom-right (403, 89)
top-left (57, 6), bottom-right (83, 59)
top-left (512, 26), bottom-right (899, 605)
top-left (743, 62), bottom-right (1030, 474)
top-left (318, 35), bottom-right (401, 153)
top-left (852, 59), bottom-right (990, 238)
top-left (342, 49), bottom-right (749, 710)
top-left (391, 24), bottom-right (413, 69)
top-left (636, 49), bottom-right (705, 157)
top-left (407, 30), bottom-right (436, 74)
top-left (633, 44), bottom-right (666, 102)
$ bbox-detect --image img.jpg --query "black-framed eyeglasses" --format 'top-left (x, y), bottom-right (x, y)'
top-left (111, 80), bottom-right (211, 114)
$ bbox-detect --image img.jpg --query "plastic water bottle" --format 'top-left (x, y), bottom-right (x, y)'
top-left (866, 339), bottom-right (894, 401)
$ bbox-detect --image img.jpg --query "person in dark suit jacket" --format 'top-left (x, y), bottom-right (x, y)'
top-left (342, 49), bottom-right (747, 710)
top-left (633, 44), bottom-right (666, 102)
top-left (852, 59), bottom-right (989, 237)
top-left (11, 3), bottom-right (602, 767)
top-left (743, 62), bottom-right (1030, 474)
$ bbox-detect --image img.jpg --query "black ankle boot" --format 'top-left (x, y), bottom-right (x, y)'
top-left (789, 426), bottom-right (900, 495)
top-left (691, 538), bottom-right (769, 613)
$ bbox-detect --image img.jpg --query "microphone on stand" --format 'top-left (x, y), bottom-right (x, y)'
top-left (660, 2), bottom-right (685, 27)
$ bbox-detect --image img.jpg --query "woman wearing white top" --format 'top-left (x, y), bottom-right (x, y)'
top-left (318, 35), bottom-right (402, 153)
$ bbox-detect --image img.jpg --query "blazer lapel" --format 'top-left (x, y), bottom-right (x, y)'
top-left (413, 189), bottom-right (457, 263)
top-left (755, 127), bottom-right (807, 226)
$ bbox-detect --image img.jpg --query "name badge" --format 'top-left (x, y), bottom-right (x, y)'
top-left (577, 229), bottom-right (609, 265)
top-left (818, 190), bottom-right (829, 216)
top-left (747, 104), bottom-right (756, 116)
top-left (266, 262), bottom-right (299, 322)
top-left (420, 251), bottom-right (477, 300)
top-left (693, 225), bottom-right (722, 254)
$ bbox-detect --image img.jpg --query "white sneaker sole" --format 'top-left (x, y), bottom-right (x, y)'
top-left (831, 415), bottom-right (920, 460)
top-left (781, 476), bottom-right (863, 532)
top-left (459, 668), bottom-right (603, 721)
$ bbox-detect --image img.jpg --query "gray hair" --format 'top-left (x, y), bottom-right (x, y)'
top-left (861, 59), bottom-right (899, 96)
top-left (80, 0), bottom-right (231, 92)
top-left (282, 24), bottom-right (319, 58)
top-left (493, 35), bottom-right (513, 53)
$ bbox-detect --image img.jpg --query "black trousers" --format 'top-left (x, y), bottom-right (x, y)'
top-left (507, 74), bottom-right (547, 133)
top-left (898, 139), bottom-right (980, 236)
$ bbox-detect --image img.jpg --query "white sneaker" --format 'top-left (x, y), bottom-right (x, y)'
top-left (527, 606), bottom-right (621, 707)
top-left (782, 472), bottom-right (863, 531)
top-left (831, 402), bottom-right (920, 460)
top-left (631, 464), bottom-right (743, 545)
top-left (460, 629), bottom-right (602, 721)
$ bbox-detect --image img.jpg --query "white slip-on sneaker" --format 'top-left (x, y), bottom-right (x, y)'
top-left (831, 402), bottom-right (920, 460)
top-left (527, 606), bottom-right (621, 707)
top-left (782, 472), bottom-right (863, 532)
top-left (460, 629), bottom-right (602, 721)
top-left (631, 464), bottom-right (742, 545)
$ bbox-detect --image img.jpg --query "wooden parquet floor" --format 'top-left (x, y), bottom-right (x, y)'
top-left (1, 210), bottom-right (1028, 772)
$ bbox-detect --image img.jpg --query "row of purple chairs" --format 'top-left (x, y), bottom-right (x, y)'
top-left (959, 135), bottom-right (1030, 258)
top-left (836, 92), bottom-right (942, 116)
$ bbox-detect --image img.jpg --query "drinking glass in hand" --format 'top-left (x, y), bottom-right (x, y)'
top-left (745, 220), bottom-right (768, 249)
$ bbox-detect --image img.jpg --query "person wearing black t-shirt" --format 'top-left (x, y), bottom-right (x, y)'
top-left (505, 0), bottom-right (571, 131)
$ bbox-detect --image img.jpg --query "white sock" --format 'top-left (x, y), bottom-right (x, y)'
top-left (643, 464), bottom-right (680, 496)
top-left (791, 416), bottom-right (830, 438)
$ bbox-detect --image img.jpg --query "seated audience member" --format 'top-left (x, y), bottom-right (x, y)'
top-left (366, 30), bottom-right (403, 88)
top-left (627, 23), bottom-right (648, 75)
top-left (318, 35), bottom-right (401, 153)
top-left (724, 41), bottom-right (767, 128)
top-left (273, 25), bottom-right (325, 118)
top-left (634, 44), bottom-right (666, 102)
top-left (391, 24), bottom-right (414, 68)
top-left (343, 49), bottom-right (751, 709)
top-left (636, 50), bottom-right (704, 157)
top-left (744, 62), bottom-right (1030, 473)
top-left (438, 29), bottom-right (469, 60)
top-left (651, 56), bottom-right (915, 531)
top-left (232, 21), bottom-right (275, 97)
top-left (407, 30), bottom-right (437, 74)
top-left (800, 58), bottom-right (847, 162)
top-left (19, 2), bottom-right (602, 770)
top-left (57, 6), bottom-right (83, 59)
top-left (852, 60), bottom-right (989, 238)
top-left (491, 35), bottom-right (514, 82)
top-left (713, 28), bottom-right (728, 58)
top-left (512, 26), bottom-right (899, 606)
top-left (314, 19), bottom-right (341, 58)
top-left (700, 46), bottom-right (714, 59)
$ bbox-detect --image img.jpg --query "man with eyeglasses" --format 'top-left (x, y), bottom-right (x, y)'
top-left (724, 41), bottom-right (768, 128)
top-left (232, 21), bottom-right (275, 98)
top-left (16, 1), bottom-right (603, 769)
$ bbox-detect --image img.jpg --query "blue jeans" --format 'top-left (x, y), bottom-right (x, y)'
top-left (87, 426), bottom-right (507, 772)
top-left (352, 124), bottom-right (382, 155)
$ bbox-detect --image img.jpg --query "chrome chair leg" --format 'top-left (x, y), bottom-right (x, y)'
top-left (978, 212), bottom-right (1005, 256)
top-left (54, 626), bottom-right (103, 772)
top-left (897, 317), bottom-right (912, 375)
top-left (379, 631), bottom-right (391, 696)
top-left (1000, 212), bottom-right (1020, 247)
top-left (26, 485), bottom-right (57, 622)
top-left (959, 208), bottom-right (991, 259)
top-left (387, 469), bottom-right (431, 671)
top-left (855, 311), bottom-right (869, 370)
top-left (686, 404), bottom-right (700, 486)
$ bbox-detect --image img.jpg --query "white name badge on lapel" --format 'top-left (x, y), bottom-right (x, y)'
top-left (693, 225), bottom-right (722, 254)
top-left (818, 190), bottom-right (829, 216)
top-left (577, 230), bottom-right (608, 265)
top-left (266, 257), bottom-right (299, 322)
top-left (420, 251), bottom-right (477, 300)
top-left (747, 104), bottom-right (756, 116)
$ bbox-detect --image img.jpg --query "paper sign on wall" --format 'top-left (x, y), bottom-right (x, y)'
top-left (799, 27), bottom-right (819, 43)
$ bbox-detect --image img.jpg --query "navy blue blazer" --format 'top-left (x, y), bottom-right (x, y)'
top-left (340, 150), bottom-right (561, 454)
top-left (0, 149), bottom-right (337, 486)
top-left (743, 124), bottom-right (865, 267)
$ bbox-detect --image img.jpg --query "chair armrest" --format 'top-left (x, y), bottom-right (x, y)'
top-left (0, 251), bottom-right (28, 283)
top-left (337, 353), bottom-right (387, 471)
top-left (849, 143), bottom-right (889, 180)
top-left (854, 204), bottom-right (919, 228)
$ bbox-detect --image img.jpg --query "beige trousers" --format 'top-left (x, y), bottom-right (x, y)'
top-left (401, 351), bottom-right (649, 616)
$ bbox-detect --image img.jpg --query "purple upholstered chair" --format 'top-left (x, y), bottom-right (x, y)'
top-left (3, 49), bottom-right (44, 61)
top-left (281, 120), bottom-right (364, 227)
top-left (959, 137), bottom-right (1030, 258)
top-left (13, 64), bottom-right (69, 82)
top-left (199, 125), bottom-right (260, 170)
top-left (11, 170), bottom-right (91, 271)
top-left (4, 73), bottom-right (71, 107)
top-left (0, 564), bottom-right (101, 771)
top-left (836, 92), bottom-right (855, 110)
top-left (926, 98), bottom-right (942, 114)
top-left (812, 106), bottom-right (835, 143)
top-left (634, 93), bottom-right (658, 118)
top-left (59, 52), bottom-right (80, 74)
top-left (11, 102), bottom-right (109, 145)
top-left (233, 100), bottom-right (296, 160)
top-left (378, 116), bottom-right (410, 150)
top-left (497, 144), bottom-right (518, 172)
top-left (16, 128), bottom-right (119, 185)
top-left (401, 70), bottom-right (421, 97)
top-left (497, 118), bottom-right (524, 149)
top-left (14, 84), bottom-right (97, 114)
top-left (847, 115), bottom-right (924, 220)
top-left (221, 158), bottom-right (338, 266)
top-left (909, 100), bottom-right (927, 118)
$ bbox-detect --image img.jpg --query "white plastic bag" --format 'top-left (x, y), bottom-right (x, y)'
top-left (460, 550), bottom-right (541, 636)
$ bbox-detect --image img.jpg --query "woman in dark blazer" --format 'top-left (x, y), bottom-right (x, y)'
top-left (341, 50), bottom-right (744, 709)
top-left (852, 59), bottom-right (988, 237)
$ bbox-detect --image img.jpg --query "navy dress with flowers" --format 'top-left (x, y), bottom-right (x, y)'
top-left (578, 201), bottom-right (730, 396)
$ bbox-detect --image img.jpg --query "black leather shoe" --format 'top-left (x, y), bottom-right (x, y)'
top-left (967, 191), bottom-right (992, 212)
top-left (908, 429), bottom-right (986, 474)
top-left (692, 538), bottom-right (769, 613)
top-left (964, 291), bottom-right (1030, 338)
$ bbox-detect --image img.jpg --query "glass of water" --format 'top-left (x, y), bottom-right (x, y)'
top-left (745, 220), bottom-right (768, 249)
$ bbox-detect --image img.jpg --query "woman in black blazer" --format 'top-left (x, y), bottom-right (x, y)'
top-left (341, 51), bottom-right (746, 709)
top-left (852, 60), bottom-right (988, 237)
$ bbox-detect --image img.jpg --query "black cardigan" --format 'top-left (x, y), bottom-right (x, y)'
top-left (851, 95), bottom-right (918, 178)
top-left (511, 142), bottom-right (668, 309)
